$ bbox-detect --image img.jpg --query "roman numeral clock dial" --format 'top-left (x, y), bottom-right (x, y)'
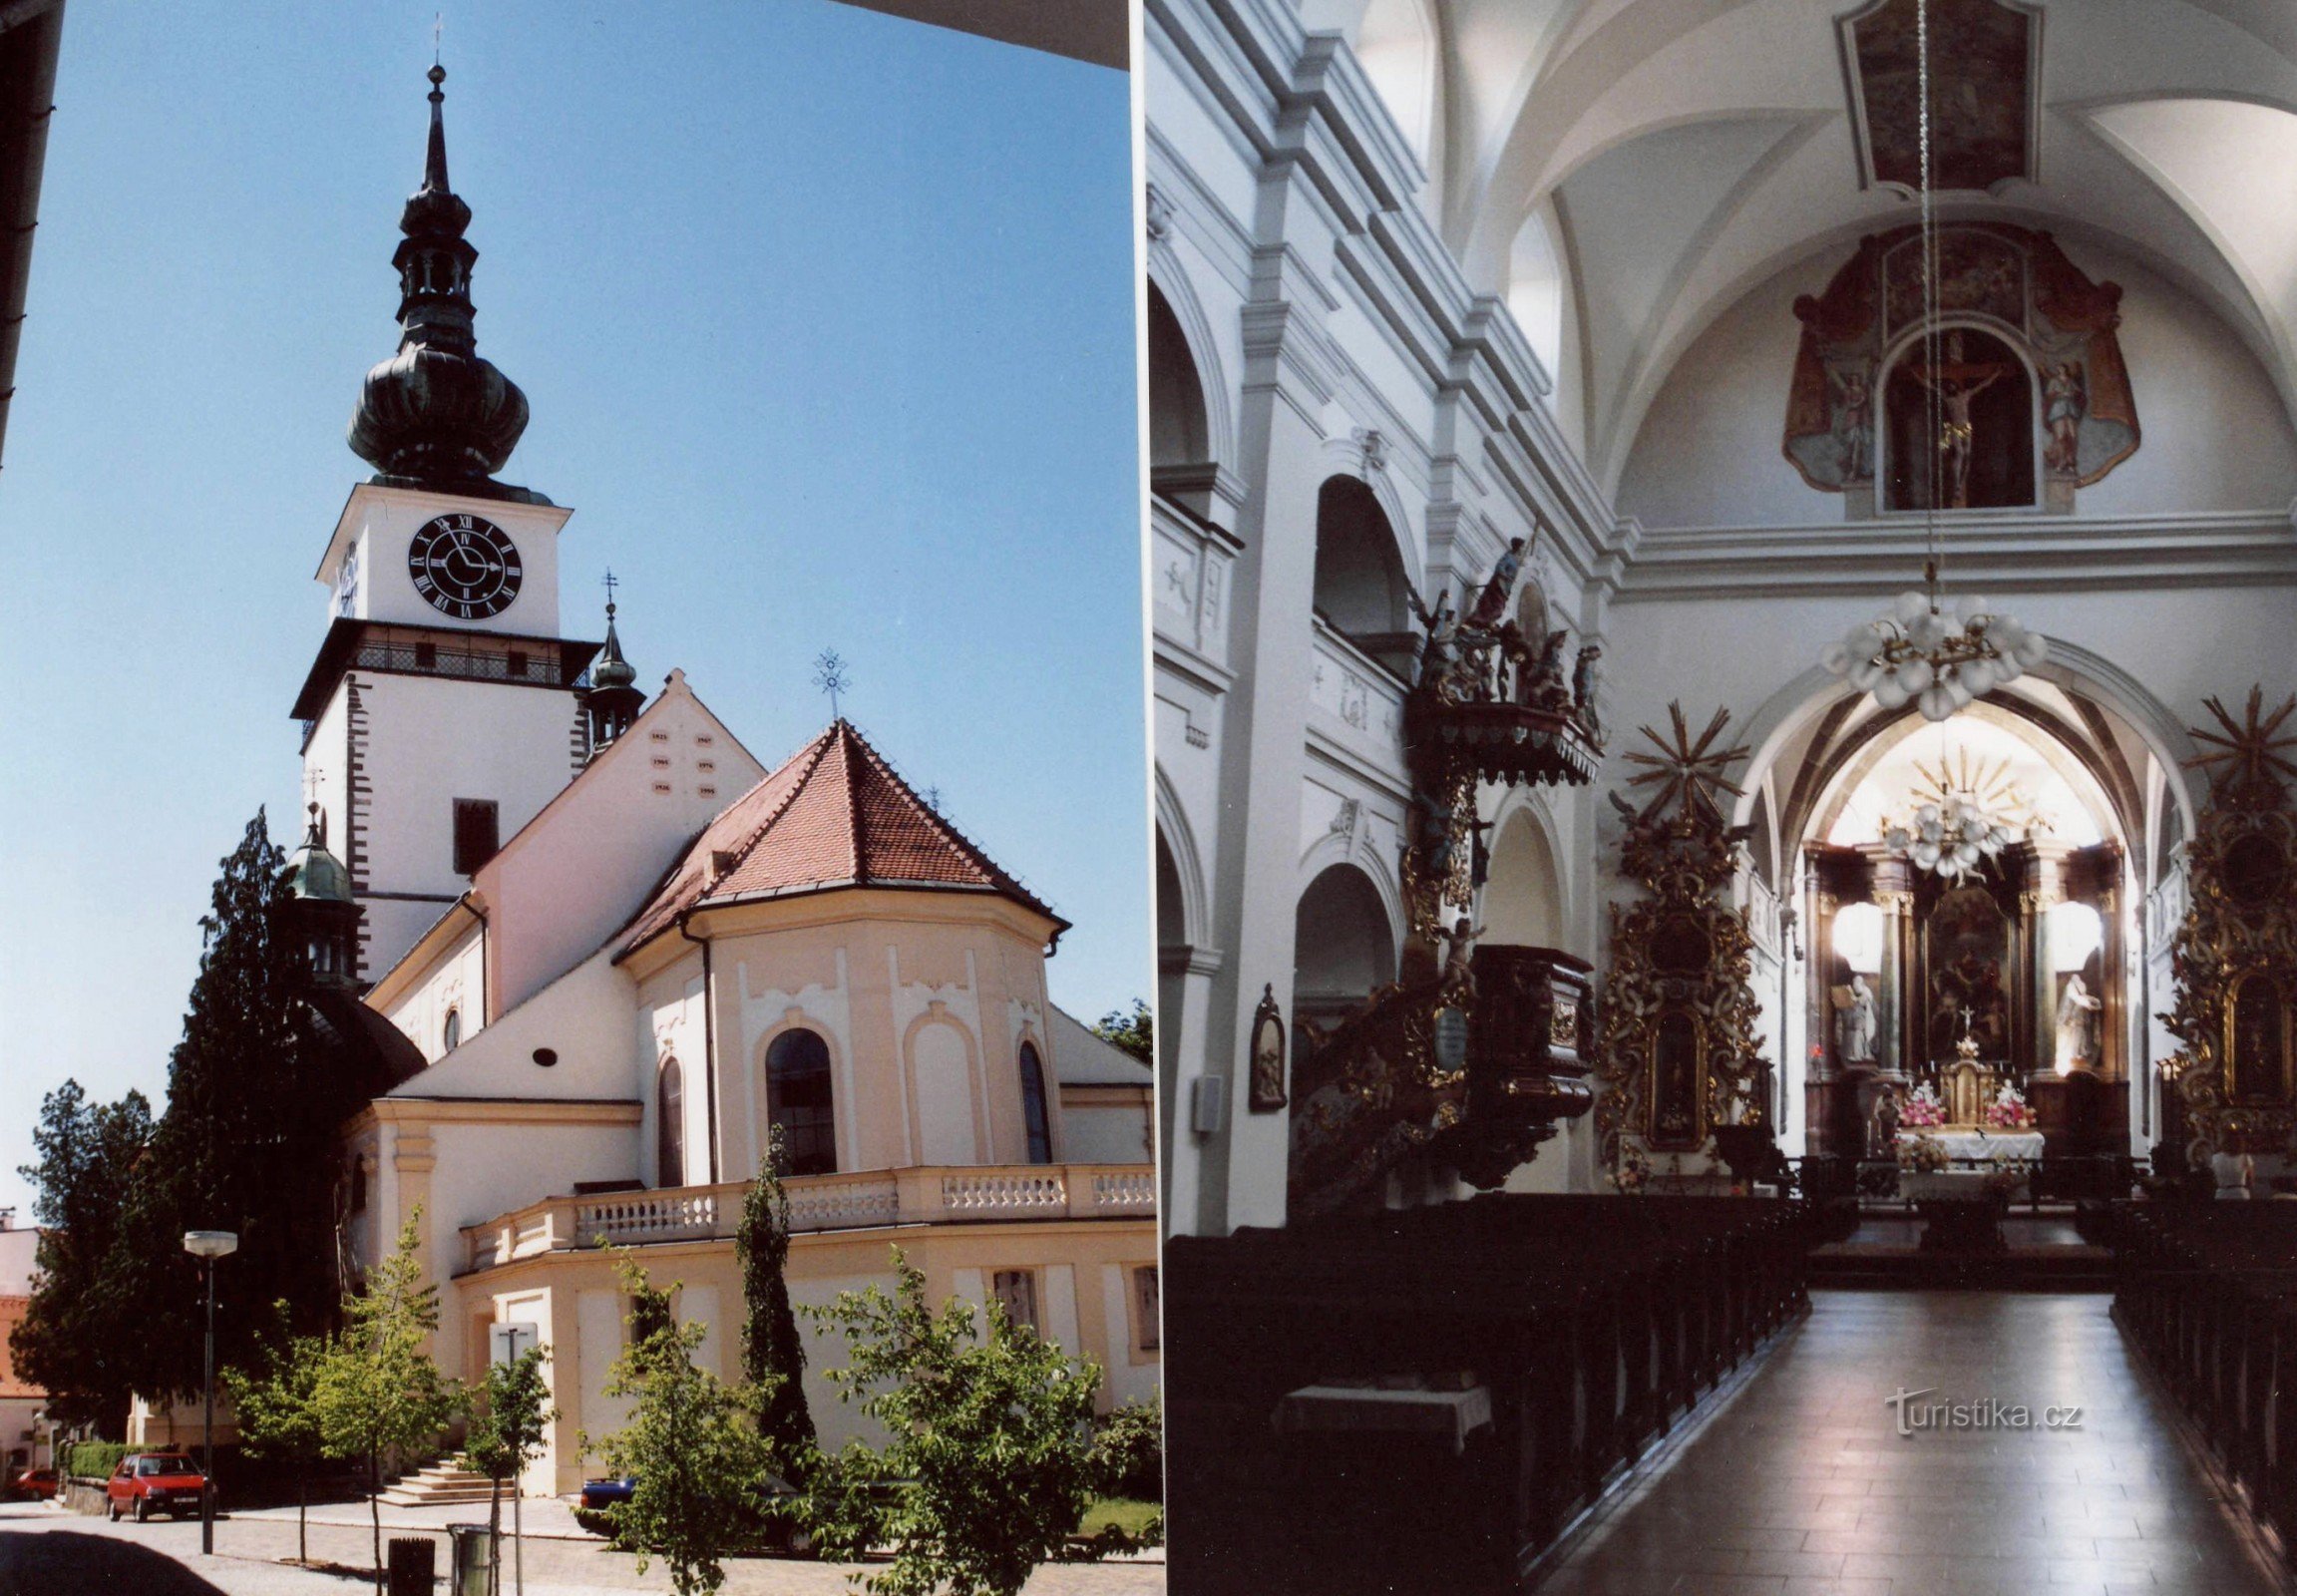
top-left (407, 513), bottom-right (523, 620)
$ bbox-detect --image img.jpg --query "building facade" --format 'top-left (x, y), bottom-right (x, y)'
top-left (287, 66), bottom-right (1154, 1495)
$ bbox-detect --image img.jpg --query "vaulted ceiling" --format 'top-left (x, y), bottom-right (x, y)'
top-left (1330, 0), bottom-right (2297, 492)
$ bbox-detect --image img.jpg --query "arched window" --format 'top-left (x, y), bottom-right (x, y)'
top-left (656, 1057), bottom-right (685, 1189)
top-left (441, 1007), bottom-right (462, 1053)
top-left (1293, 864), bottom-right (1398, 1042)
top-left (1147, 283), bottom-right (1211, 471)
top-left (765, 1029), bottom-right (837, 1177)
top-left (1313, 477), bottom-right (1409, 646)
top-left (1017, 1042), bottom-right (1053, 1165)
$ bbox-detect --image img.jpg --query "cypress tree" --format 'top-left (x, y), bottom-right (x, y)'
top-left (736, 1126), bottom-right (816, 1469)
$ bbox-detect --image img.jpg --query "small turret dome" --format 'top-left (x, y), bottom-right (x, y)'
top-left (284, 806), bottom-right (354, 905)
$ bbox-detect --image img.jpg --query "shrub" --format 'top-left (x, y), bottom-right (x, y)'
top-left (66, 1441), bottom-right (131, 1480)
top-left (1089, 1397), bottom-right (1163, 1503)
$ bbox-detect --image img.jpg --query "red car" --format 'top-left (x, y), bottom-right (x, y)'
top-left (105, 1452), bottom-right (208, 1521)
top-left (6, 1467), bottom-right (57, 1500)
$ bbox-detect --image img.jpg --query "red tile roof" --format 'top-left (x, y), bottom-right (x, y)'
top-left (617, 720), bottom-right (1061, 956)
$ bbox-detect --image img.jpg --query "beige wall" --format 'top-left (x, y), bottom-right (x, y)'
top-left (458, 1217), bottom-right (1159, 1496)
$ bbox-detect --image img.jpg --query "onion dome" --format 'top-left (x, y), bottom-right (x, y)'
top-left (282, 804), bottom-right (362, 991)
top-left (346, 64), bottom-right (530, 485)
top-left (582, 589), bottom-right (646, 757)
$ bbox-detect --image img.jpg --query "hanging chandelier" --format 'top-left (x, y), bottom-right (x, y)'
top-left (1879, 748), bottom-right (2037, 883)
top-left (1816, 0), bottom-right (2044, 723)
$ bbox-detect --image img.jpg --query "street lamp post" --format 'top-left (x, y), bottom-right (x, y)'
top-left (182, 1231), bottom-right (237, 1556)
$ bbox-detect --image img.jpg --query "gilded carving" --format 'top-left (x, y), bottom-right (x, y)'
top-left (1596, 705), bottom-right (1767, 1167)
top-left (2167, 688), bottom-right (2297, 1162)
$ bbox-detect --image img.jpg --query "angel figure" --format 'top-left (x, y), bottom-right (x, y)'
top-left (1439, 916), bottom-right (1483, 999)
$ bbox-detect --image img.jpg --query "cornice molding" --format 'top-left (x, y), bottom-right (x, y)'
top-left (1618, 510), bottom-right (2297, 599)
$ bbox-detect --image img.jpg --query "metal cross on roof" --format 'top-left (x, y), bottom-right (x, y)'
top-left (813, 648), bottom-right (851, 719)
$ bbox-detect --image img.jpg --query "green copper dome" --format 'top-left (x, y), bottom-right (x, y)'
top-left (284, 807), bottom-right (355, 905)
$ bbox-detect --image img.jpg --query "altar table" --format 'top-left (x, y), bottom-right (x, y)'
top-left (1897, 1128), bottom-right (2044, 1168)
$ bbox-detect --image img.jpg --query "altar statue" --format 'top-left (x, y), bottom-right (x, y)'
top-left (1837, 973), bottom-right (1879, 1063)
top-left (2055, 973), bottom-right (2103, 1069)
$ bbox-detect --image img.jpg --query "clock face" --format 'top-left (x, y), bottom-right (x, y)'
top-left (408, 514), bottom-right (523, 619)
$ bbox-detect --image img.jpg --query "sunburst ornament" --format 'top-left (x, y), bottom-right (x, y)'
top-left (1621, 703), bottom-right (1748, 824)
top-left (1880, 749), bottom-right (2037, 884)
top-left (2185, 686), bottom-right (2297, 808)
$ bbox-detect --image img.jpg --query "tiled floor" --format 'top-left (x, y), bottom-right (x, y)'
top-left (1534, 1292), bottom-right (2290, 1596)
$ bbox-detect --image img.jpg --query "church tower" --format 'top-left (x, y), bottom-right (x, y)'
top-left (295, 64), bottom-right (603, 986)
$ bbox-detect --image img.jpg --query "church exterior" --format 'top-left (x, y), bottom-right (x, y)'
top-left (276, 66), bottom-right (1156, 1495)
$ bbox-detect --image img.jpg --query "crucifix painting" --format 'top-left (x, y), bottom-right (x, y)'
top-left (1885, 327), bottom-right (2034, 510)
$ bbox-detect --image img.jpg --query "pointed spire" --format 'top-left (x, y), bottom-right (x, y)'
top-left (423, 63), bottom-right (451, 197)
top-left (582, 573), bottom-right (644, 757)
top-left (346, 58), bottom-right (529, 486)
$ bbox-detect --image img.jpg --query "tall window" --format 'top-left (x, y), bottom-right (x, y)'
top-left (765, 1029), bottom-right (837, 1176)
top-left (1017, 1041), bottom-right (1053, 1164)
top-left (452, 798), bottom-right (501, 874)
top-left (656, 1057), bottom-right (685, 1189)
top-left (1133, 1265), bottom-right (1161, 1353)
top-left (990, 1269), bottom-right (1038, 1333)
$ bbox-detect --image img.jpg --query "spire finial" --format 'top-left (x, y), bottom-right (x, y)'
top-left (813, 649), bottom-right (851, 720)
top-left (602, 568), bottom-right (621, 620)
top-left (422, 56), bottom-right (451, 197)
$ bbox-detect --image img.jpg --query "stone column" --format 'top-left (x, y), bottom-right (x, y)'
top-left (1874, 886), bottom-right (1915, 1082)
top-left (1156, 945), bottom-right (1225, 1234)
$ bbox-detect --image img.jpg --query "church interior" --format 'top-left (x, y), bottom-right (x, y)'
top-left (1146, 0), bottom-right (2297, 1590)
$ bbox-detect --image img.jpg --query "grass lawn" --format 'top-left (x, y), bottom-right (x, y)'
top-left (1078, 1497), bottom-right (1162, 1539)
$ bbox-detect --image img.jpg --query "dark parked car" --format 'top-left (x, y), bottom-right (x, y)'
top-left (576, 1472), bottom-right (811, 1552)
top-left (105, 1452), bottom-right (208, 1521)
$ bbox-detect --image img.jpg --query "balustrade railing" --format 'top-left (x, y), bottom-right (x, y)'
top-left (459, 1161), bottom-right (1154, 1275)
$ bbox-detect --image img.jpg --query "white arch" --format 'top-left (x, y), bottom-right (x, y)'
top-left (1728, 637), bottom-right (2202, 849)
top-left (1145, 248), bottom-right (1237, 472)
top-left (1479, 790), bottom-right (1568, 948)
top-left (1298, 823), bottom-right (1408, 962)
top-left (1315, 442), bottom-right (1424, 598)
top-left (1154, 764), bottom-right (1210, 951)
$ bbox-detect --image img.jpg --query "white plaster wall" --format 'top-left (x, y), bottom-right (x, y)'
top-left (351, 671), bottom-right (585, 981)
top-left (389, 949), bottom-right (641, 1101)
top-left (424, 1120), bottom-right (638, 1238)
top-left (481, 684), bottom-right (764, 1015)
top-left (319, 484), bottom-right (572, 639)
top-left (1616, 242), bottom-right (2297, 528)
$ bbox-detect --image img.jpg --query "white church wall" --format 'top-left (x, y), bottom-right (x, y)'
top-left (479, 678), bottom-right (765, 1017)
top-left (350, 670), bottom-right (585, 979)
top-left (381, 919), bottom-right (486, 1064)
top-left (1616, 242), bottom-right (2297, 529)
top-left (389, 948), bottom-right (641, 1101)
top-left (316, 482), bottom-right (573, 640)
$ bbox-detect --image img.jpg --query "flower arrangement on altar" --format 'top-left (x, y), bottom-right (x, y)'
top-left (1985, 1082), bottom-right (2035, 1130)
top-left (1610, 1143), bottom-right (1651, 1194)
top-left (1899, 1081), bottom-right (1947, 1129)
top-left (1898, 1133), bottom-right (1950, 1173)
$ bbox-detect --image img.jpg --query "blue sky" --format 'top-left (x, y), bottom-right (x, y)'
top-left (0, 3), bottom-right (1146, 1217)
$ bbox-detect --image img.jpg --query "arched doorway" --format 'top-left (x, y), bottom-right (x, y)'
top-left (1481, 809), bottom-right (1564, 948)
top-left (1793, 705), bottom-right (2137, 1163)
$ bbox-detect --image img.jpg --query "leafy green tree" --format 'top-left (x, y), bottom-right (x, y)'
top-left (737, 1126), bottom-right (816, 1477)
top-left (584, 1255), bottom-right (775, 1596)
top-left (222, 1301), bottom-right (331, 1565)
top-left (1090, 999), bottom-right (1153, 1064)
top-left (10, 1082), bottom-right (156, 1435)
top-left (804, 1250), bottom-right (1105, 1596)
top-left (313, 1211), bottom-right (462, 1594)
top-left (467, 1346), bottom-right (556, 1596)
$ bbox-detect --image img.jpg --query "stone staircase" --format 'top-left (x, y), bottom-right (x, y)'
top-left (377, 1453), bottom-right (497, 1507)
